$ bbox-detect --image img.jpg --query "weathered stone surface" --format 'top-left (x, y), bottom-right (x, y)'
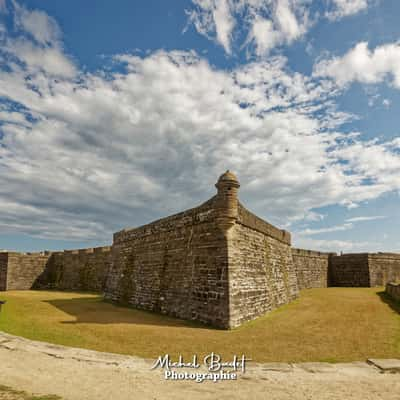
top-left (104, 172), bottom-right (298, 329)
top-left (0, 331), bottom-right (148, 368)
top-left (295, 362), bottom-right (337, 373)
top-left (386, 282), bottom-right (400, 301)
top-left (104, 195), bottom-right (230, 328)
top-left (330, 253), bottom-right (370, 287)
top-left (369, 254), bottom-right (400, 286)
top-left (367, 359), bottom-right (400, 373)
top-left (0, 253), bottom-right (8, 291)
top-left (291, 248), bottom-right (333, 289)
top-left (330, 253), bottom-right (400, 287)
top-left (0, 247), bottom-right (111, 292)
top-left (228, 218), bottom-right (298, 328)
top-left (35, 246), bottom-right (111, 292)
top-left (261, 363), bottom-right (293, 372)
top-left (5, 252), bottom-right (50, 290)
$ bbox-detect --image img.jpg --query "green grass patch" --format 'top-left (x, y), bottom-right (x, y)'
top-left (0, 288), bottom-right (399, 363)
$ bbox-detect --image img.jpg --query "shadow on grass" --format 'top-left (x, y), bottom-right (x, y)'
top-left (377, 290), bottom-right (400, 314)
top-left (43, 297), bottom-right (214, 330)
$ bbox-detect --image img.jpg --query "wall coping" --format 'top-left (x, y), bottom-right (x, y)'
top-left (331, 253), bottom-right (370, 257)
top-left (237, 202), bottom-right (291, 245)
top-left (291, 248), bottom-right (336, 257)
top-left (0, 246), bottom-right (112, 257)
top-left (113, 197), bottom-right (217, 242)
top-left (114, 196), bottom-right (291, 245)
top-left (386, 282), bottom-right (400, 287)
top-left (5, 252), bottom-right (50, 256)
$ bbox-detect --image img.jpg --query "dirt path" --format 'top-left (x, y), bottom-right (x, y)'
top-left (0, 332), bottom-right (399, 400)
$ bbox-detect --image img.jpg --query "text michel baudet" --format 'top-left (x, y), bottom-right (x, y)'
top-left (151, 353), bottom-right (251, 383)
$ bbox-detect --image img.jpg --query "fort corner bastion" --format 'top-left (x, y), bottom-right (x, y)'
top-left (1, 171), bottom-right (400, 329)
top-left (104, 170), bottom-right (298, 329)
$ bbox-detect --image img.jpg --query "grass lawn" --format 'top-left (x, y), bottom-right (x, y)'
top-left (0, 288), bottom-right (399, 363)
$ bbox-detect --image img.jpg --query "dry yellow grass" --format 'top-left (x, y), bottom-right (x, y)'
top-left (0, 384), bottom-right (61, 400)
top-left (0, 288), bottom-right (399, 362)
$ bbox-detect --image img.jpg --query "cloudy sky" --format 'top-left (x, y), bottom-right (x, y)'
top-left (0, 0), bottom-right (399, 253)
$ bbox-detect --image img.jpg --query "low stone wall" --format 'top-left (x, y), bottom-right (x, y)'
top-left (5, 252), bottom-right (51, 290)
top-left (386, 282), bottom-right (400, 302)
top-left (34, 246), bottom-right (112, 292)
top-left (291, 248), bottom-right (333, 289)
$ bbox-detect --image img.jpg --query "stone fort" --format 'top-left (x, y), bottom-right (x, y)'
top-left (1, 171), bottom-right (400, 329)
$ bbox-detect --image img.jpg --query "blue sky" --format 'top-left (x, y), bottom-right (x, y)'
top-left (0, 0), bottom-right (400, 253)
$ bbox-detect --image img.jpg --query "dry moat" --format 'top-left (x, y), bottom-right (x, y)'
top-left (0, 287), bottom-right (399, 363)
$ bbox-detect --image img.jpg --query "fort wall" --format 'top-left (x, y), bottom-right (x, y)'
top-left (104, 197), bottom-right (230, 328)
top-left (34, 246), bottom-right (111, 292)
top-left (103, 171), bottom-right (297, 329)
top-left (0, 253), bottom-right (8, 291)
top-left (368, 253), bottom-right (400, 286)
top-left (291, 248), bottom-right (333, 289)
top-left (4, 252), bottom-right (51, 290)
top-left (0, 247), bottom-right (111, 292)
top-left (227, 203), bottom-right (297, 328)
top-left (329, 253), bottom-right (400, 287)
top-left (2, 171), bottom-right (400, 328)
top-left (329, 254), bottom-right (370, 287)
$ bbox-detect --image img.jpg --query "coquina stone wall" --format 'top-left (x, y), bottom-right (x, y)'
top-left (227, 203), bottom-right (297, 328)
top-left (386, 282), bottom-right (400, 302)
top-left (329, 254), bottom-right (370, 287)
top-left (291, 248), bottom-right (333, 289)
top-left (0, 247), bottom-right (111, 292)
top-left (4, 252), bottom-right (51, 290)
top-left (35, 246), bottom-right (112, 292)
top-left (330, 253), bottom-right (400, 287)
top-left (104, 197), bottom-right (230, 328)
top-left (2, 171), bottom-right (400, 328)
top-left (369, 253), bottom-right (400, 286)
top-left (0, 253), bottom-right (8, 291)
top-left (104, 171), bottom-right (297, 329)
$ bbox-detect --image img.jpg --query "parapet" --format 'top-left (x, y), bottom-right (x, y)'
top-left (291, 248), bottom-right (336, 257)
top-left (237, 202), bottom-right (291, 245)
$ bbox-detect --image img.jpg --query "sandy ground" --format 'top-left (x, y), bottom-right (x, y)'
top-left (0, 332), bottom-right (399, 400)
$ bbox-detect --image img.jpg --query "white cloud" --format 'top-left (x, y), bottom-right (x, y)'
top-left (3, 38), bottom-right (76, 78)
top-left (326, 0), bottom-right (369, 21)
top-left (0, 1), bottom-right (76, 78)
top-left (0, 2), bottom-right (400, 243)
top-left (275, 0), bottom-right (304, 41)
top-left (246, 17), bottom-right (280, 56)
top-left (297, 223), bottom-right (353, 235)
top-left (12, 0), bottom-right (61, 45)
top-left (188, 0), bottom-right (372, 56)
top-left (187, 0), bottom-right (235, 54)
top-left (382, 98), bottom-right (391, 108)
top-left (346, 215), bottom-right (386, 222)
top-left (314, 41), bottom-right (400, 88)
top-left (293, 237), bottom-right (373, 253)
top-left (214, 0), bottom-right (235, 54)
top-left (189, 0), bottom-right (311, 56)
